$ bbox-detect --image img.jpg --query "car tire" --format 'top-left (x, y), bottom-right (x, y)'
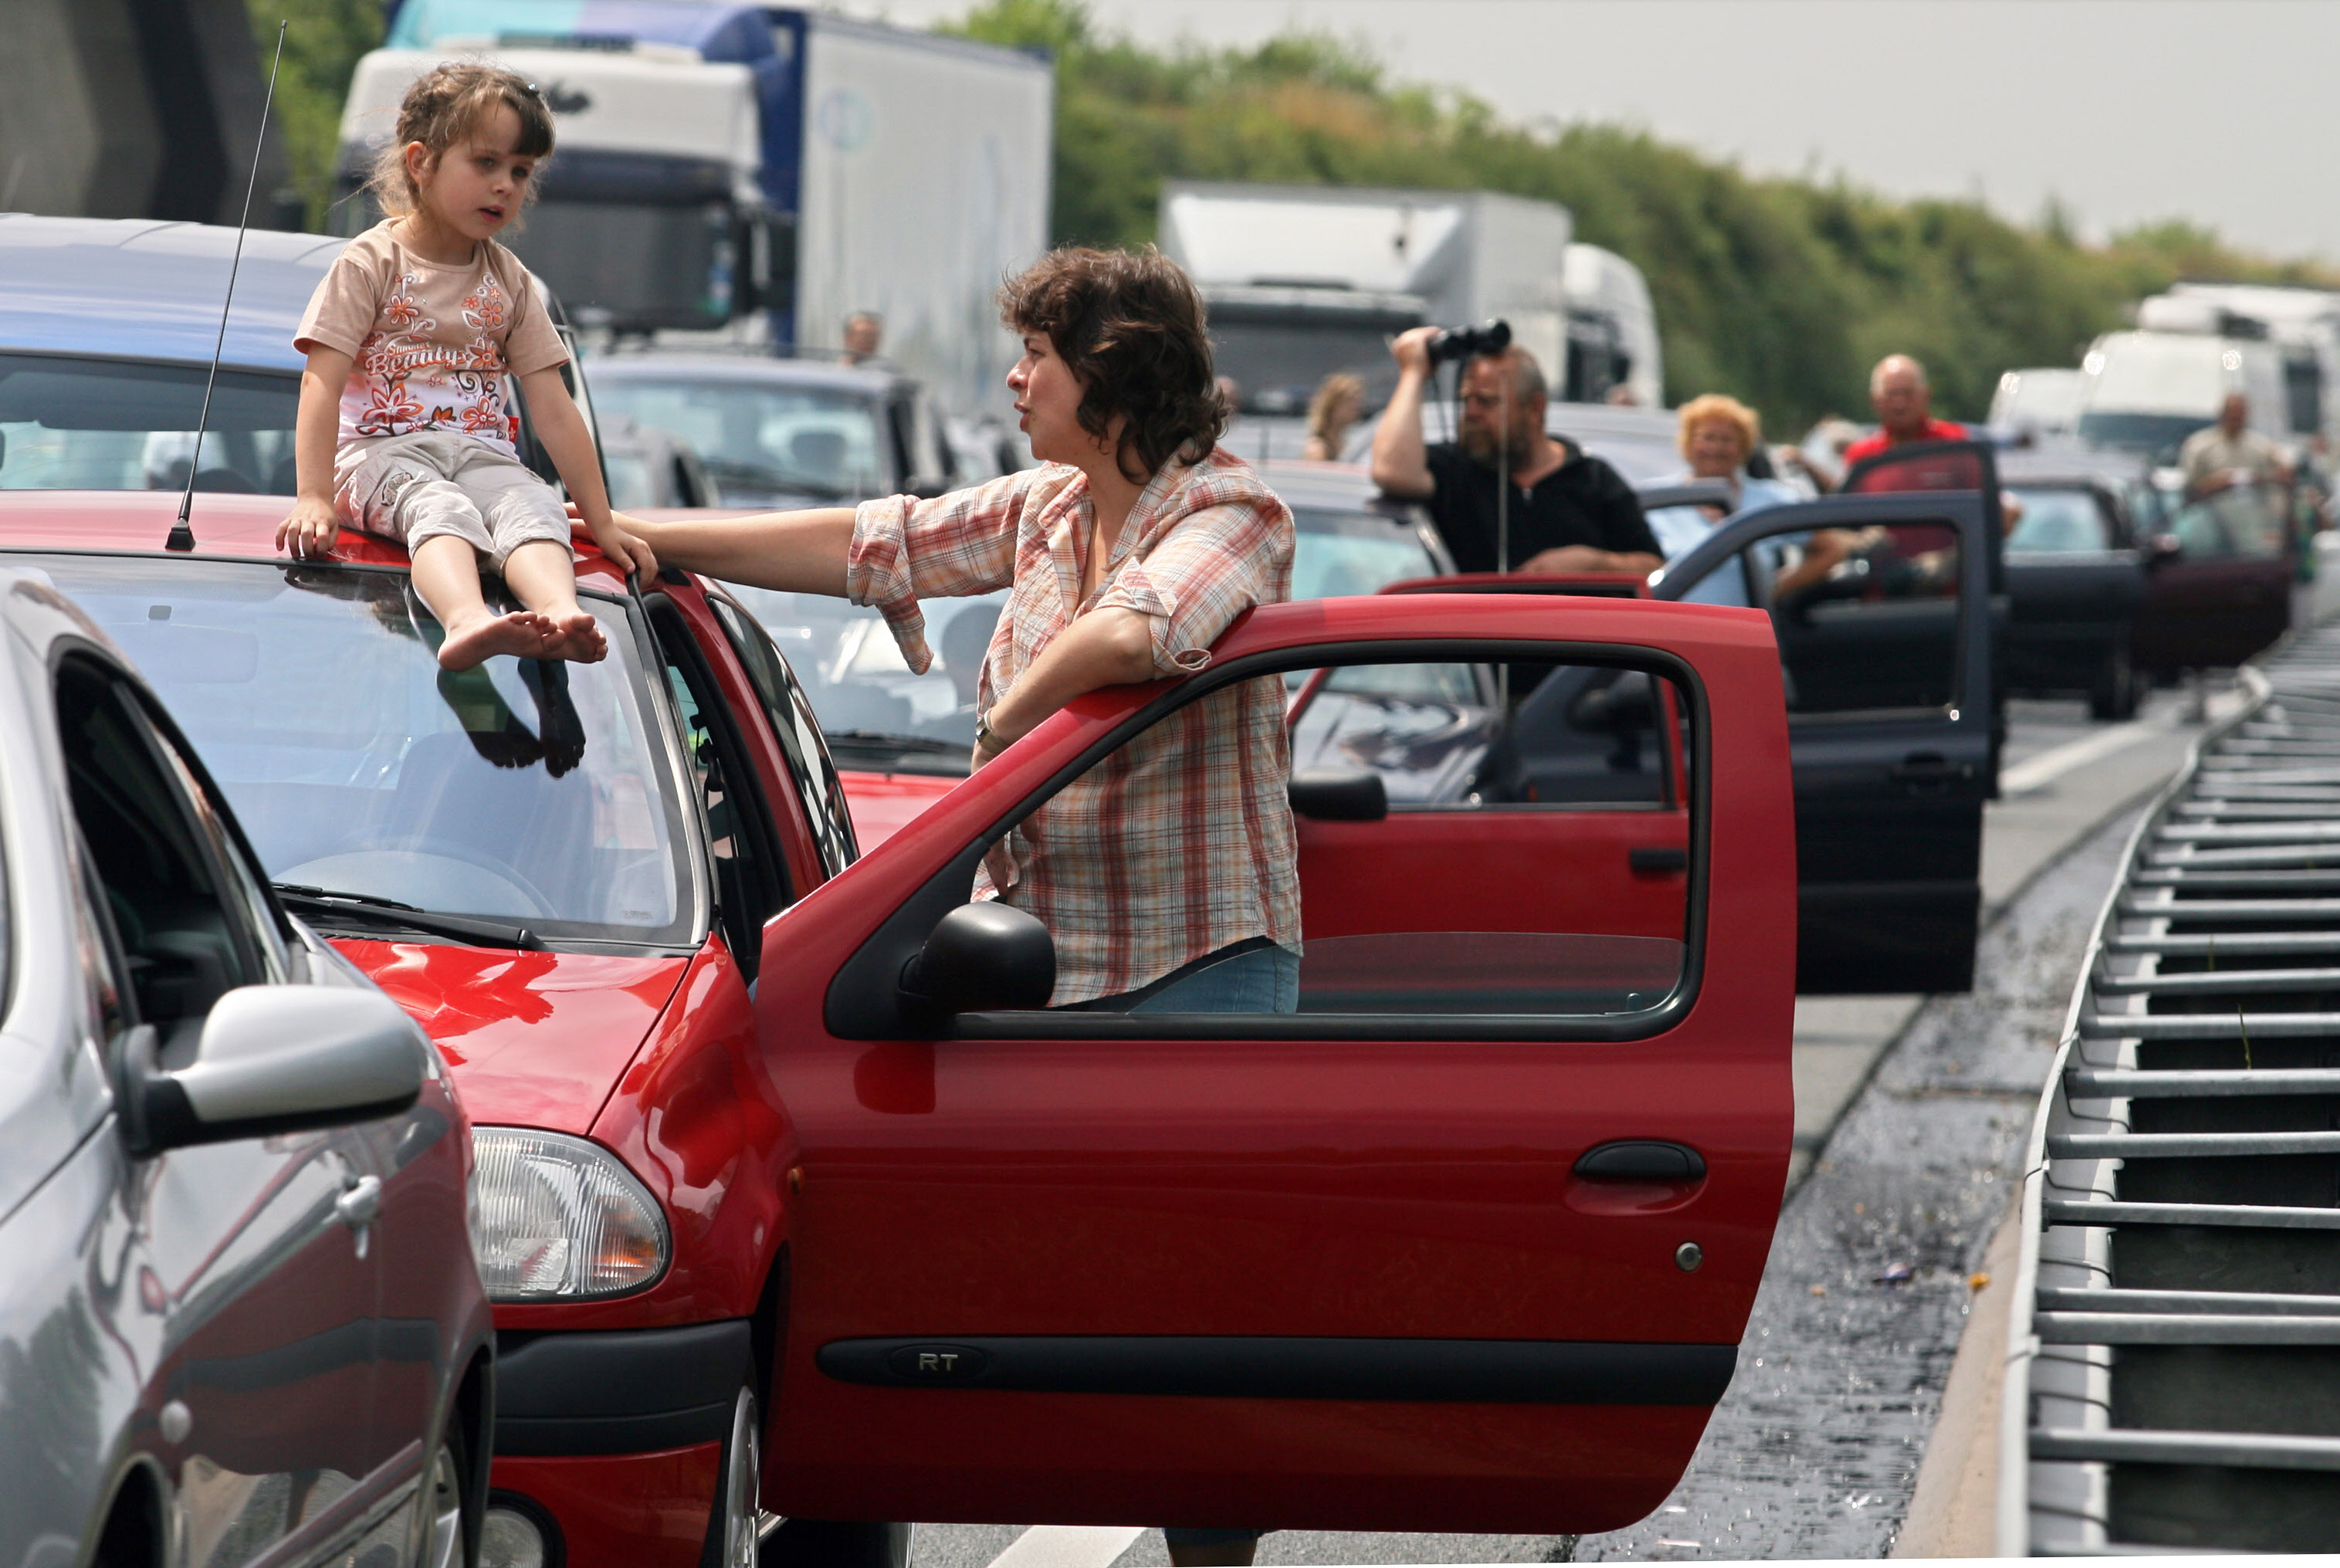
top-left (2089, 640), bottom-right (2139, 721)
top-left (701, 1385), bottom-right (774, 1568)
top-left (761, 1520), bottom-right (915, 1568)
top-left (414, 1413), bottom-right (476, 1568)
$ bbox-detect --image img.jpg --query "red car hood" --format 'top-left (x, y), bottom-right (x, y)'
top-left (841, 769), bottom-right (960, 850)
top-left (337, 939), bottom-right (689, 1135)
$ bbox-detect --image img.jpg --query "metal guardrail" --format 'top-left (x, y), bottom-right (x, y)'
top-left (2001, 630), bottom-right (2340, 1553)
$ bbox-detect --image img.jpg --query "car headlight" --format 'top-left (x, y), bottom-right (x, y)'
top-left (469, 1128), bottom-right (669, 1301)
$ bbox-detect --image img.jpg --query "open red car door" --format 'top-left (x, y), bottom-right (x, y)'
top-left (747, 593), bottom-right (1796, 1535)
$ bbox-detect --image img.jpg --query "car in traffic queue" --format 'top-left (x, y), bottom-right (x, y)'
top-left (2129, 470), bottom-right (2298, 678)
top-left (0, 565), bottom-right (492, 1568)
top-left (585, 351), bottom-right (964, 513)
top-left (1996, 451), bottom-right (2155, 719)
top-left (0, 481), bottom-right (1828, 1562)
top-left (672, 459), bottom-right (1458, 848)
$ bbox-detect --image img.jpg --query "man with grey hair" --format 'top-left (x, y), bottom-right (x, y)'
top-left (1372, 327), bottom-right (1659, 574)
top-left (1841, 353), bottom-right (1966, 466)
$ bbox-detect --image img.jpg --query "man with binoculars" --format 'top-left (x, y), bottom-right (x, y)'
top-left (1370, 323), bottom-right (1661, 577)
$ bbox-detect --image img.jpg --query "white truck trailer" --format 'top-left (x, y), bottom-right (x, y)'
top-left (343, 2), bottom-right (1053, 417)
top-left (1157, 181), bottom-right (1663, 418)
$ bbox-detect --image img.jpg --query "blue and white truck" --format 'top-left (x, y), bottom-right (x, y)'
top-left (341, 2), bottom-right (1054, 416)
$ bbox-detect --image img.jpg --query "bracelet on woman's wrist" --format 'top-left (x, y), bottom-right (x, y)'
top-left (976, 716), bottom-right (1007, 753)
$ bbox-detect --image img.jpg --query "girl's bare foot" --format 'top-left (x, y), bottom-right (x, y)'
top-left (542, 609), bottom-right (608, 663)
top-left (437, 609), bottom-right (554, 671)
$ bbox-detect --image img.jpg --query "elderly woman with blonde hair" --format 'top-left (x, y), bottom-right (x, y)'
top-left (1648, 392), bottom-right (1846, 605)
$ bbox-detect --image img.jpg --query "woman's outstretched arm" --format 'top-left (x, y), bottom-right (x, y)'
top-left (621, 506), bottom-right (858, 594)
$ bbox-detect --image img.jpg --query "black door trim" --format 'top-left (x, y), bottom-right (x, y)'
top-left (815, 1335), bottom-right (1736, 1405)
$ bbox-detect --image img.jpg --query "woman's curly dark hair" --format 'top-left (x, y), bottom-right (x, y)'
top-left (1000, 246), bottom-right (1228, 483)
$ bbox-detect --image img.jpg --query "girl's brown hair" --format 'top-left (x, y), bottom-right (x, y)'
top-left (1000, 246), bottom-right (1226, 483)
top-left (369, 62), bottom-right (555, 222)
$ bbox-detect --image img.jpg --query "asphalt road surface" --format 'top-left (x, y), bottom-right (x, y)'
top-left (906, 685), bottom-right (2247, 1568)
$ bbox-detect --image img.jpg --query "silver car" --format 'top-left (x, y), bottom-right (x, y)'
top-left (0, 570), bottom-right (493, 1567)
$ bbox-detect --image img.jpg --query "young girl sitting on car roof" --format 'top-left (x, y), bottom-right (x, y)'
top-left (276, 61), bottom-right (653, 671)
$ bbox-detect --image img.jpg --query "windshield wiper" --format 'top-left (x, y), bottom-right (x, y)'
top-left (821, 730), bottom-right (973, 775)
top-left (701, 459), bottom-right (852, 501)
top-left (273, 884), bottom-right (543, 950)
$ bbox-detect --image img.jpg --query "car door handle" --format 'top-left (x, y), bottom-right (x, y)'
top-left (1572, 1141), bottom-right (1707, 1183)
top-left (1628, 846), bottom-right (1688, 873)
top-left (1889, 754), bottom-right (1971, 791)
top-left (334, 1175), bottom-right (383, 1230)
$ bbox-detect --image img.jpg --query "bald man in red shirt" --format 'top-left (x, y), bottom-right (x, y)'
top-left (1842, 354), bottom-right (1966, 466)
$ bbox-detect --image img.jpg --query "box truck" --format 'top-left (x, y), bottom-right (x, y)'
top-left (343, 2), bottom-right (1053, 416)
top-left (1157, 181), bottom-right (1663, 420)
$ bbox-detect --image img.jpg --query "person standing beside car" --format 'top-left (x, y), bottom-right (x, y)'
top-left (1841, 354), bottom-right (1966, 466)
top-left (2181, 391), bottom-right (2291, 498)
top-left (1303, 371), bottom-right (1365, 460)
top-left (623, 246), bottom-right (1301, 1016)
top-left (1649, 393), bottom-right (1847, 607)
top-left (1370, 328), bottom-right (1661, 575)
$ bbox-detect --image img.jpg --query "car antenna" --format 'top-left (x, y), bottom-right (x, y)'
top-left (168, 21), bottom-right (286, 554)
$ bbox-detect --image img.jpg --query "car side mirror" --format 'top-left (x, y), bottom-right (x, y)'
top-left (2145, 533), bottom-right (2184, 570)
top-left (1287, 767), bottom-right (1388, 821)
top-left (900, 902), bottom-right (1056, 1014)
top-left (117, 984), bottom-right (428, 1157)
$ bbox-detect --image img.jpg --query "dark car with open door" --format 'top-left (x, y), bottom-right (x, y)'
top-left (1996, 452), bottom-right (2154, 718)
top-left (2130, 474), bottom-right (2295, 677)
top-left (1353, 444), bottom-right (2003, 994)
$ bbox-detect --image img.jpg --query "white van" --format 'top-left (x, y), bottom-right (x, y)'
top-left (2074, 329), bottom-right (2287, 460)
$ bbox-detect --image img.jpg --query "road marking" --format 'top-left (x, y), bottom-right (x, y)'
top-left (1999, 689), bottom-right (2251, 795)
top-left (1998, 720), bottom-right (2162, 794)
top-left (984, 1526), bottom-right (1146, 1568)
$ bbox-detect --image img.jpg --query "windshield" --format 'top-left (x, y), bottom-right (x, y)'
top-left (0, 354), bottom-right (299, 493)
top-left (2077, 411), bottom-right (2212, 463)
top-left (591, 376), bottom-right (887, 504)
top-left (2006, 488), bottom-right (2113, 553)
top-left (721, 505), bottom-right (1444, 774)
top-left (25, 554), bottom-right (695, 946)
top-left (1209, 320), bottom-right (1400, 417)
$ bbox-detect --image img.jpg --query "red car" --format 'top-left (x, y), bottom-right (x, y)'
top-left (4, 480), bottom-right (1813, 1563)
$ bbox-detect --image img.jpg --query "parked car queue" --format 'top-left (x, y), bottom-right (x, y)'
top-left (0, 212), bottom-right (2019, 1568)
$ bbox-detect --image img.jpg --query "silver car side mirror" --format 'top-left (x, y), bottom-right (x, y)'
top-left (117, 984), bottom-right (428, 1156)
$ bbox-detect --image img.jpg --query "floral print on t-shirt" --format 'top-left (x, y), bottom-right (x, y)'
top-left (344, 267), bottom-right (522, 450)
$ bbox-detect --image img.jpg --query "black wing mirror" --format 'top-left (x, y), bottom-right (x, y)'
top-left (1287, 767), bottom-right (1387, 821)
top-left (900, 903), bottom-right (1056, 1014)
top-left (2145, 533), bottom-right (2184, 570)
top-left (117, 984), bottom-right (427, 1157)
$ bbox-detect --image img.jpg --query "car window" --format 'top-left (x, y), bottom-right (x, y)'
top-left (2167, 485), bottom-right (2289, 561)
top-left (968, 649), bottom-right (1695, 1021)
top-left (708, 591), bottom-right (859, 879)
top-left (28, 555), bottom-right (696, 947)
top-left (1292, 658), bottom-right (1680, 809)
top-left (1670, 515), bottom-right (1966, 715)
top-left (591, 377), bottom-right (887, 503)
top-left (2006, 489), bottom-right (2112, 553)
top-left (56, 658), bottom-right (269, 1025)
top-left (0, 354), bottom-right (298, 493)
top-left (651, 599), bottom-right (789, 976)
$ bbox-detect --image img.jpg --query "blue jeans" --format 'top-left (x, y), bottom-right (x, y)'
top-left (1130, 943), bottom-right (1299, 1014)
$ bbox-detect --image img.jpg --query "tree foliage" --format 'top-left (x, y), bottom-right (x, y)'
top-left (946, 0), bottom-right (2338, 428)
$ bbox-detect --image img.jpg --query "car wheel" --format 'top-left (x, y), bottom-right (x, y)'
top-left (702, 1385), bottom-right (774, 1568)
top-left (762, 1519), bottom-right (915, 1568)
top-left (414, 1421), bottom-right (472, 1568)
top-left (2089, 640), bottom-right (2139, 721)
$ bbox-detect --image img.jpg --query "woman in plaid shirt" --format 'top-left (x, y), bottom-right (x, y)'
top-left (628, 248), bottom-right (1303, 1022)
